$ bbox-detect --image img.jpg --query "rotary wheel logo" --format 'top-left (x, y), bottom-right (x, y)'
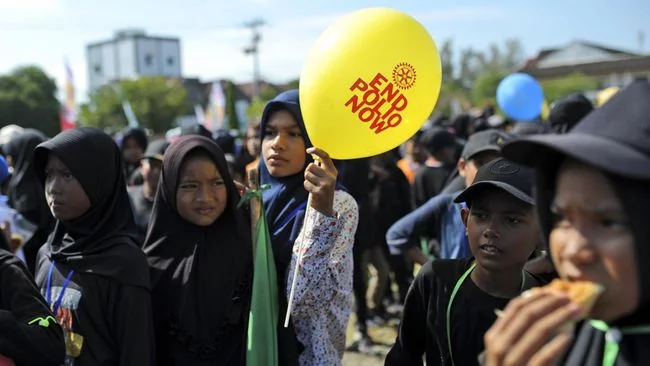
top-left (392, 62), bottom-right (417, 90)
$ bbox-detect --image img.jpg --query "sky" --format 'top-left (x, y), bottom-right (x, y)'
top-left (1, 0), bottom-right (649, 102)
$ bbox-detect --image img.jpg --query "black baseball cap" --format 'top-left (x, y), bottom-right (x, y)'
top-left (548, 93), bottom-right (593, 133)
top-left (142, 139), bottom-right (170, 161)
top-left (503, 80), bottom-right (650, 180)
top-left (461, 129), bottom-right (512, 160)
top-left (454, 157), bottom-right (535, 205)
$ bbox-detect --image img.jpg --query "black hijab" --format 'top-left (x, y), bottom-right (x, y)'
top-left (33, 127), bottom-right (149, 288)
top-left (2, 129), bottom-right (49, 223)
top-left (534, 158), bottom-right (650, 321)
top-left (143, 136), bottom-right (252, 363)
top-left (120, 127), bottom-right (148, 179)
top-left (532, 157), bottom-right (650, 365)
top-left (503, 81), bottom-right (650, 364)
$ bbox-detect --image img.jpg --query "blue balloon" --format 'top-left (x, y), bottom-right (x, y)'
top-left (0, 156), bottom-right (8, 184)
top-left (496, 73), bottom-right (544, 121)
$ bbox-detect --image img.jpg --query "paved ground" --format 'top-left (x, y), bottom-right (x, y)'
top-left (342, 313), bottom-right (398, 365)
top-left (341, 264), bottom-right (413, 365)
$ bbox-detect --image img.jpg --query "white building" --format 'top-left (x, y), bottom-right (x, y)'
top-left (520, 40), bottom-right (650, 90)
top-left (86, 29), bottom-right (182, 91)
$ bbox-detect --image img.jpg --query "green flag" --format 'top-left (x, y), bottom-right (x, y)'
top-left (246, 196), bottom-right (279, 366)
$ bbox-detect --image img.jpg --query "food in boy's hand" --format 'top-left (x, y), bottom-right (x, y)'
top-left (537, 279), bottom-right (604, 318)
top-left (495, 280), bottom-right (603, 319)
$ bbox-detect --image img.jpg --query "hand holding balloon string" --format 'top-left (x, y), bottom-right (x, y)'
top-left (304, 147), bottom-right (337, 217)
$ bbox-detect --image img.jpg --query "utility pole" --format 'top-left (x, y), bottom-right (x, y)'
top-left (243, 19), bottom-right (265, 100)
top-left (638, 30), bottom-right (645, 53)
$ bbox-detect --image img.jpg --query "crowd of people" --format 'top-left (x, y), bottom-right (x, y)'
top-left (0, 81), bottom-right (647, 366)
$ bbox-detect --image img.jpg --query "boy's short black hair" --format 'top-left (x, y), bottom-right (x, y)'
top-left (454, 157), bottom-right (534, 207)
top-left (419, 127), bottom-right (457, 155)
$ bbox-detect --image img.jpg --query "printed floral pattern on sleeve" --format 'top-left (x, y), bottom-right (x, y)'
top-left (286, 190), bottom-right (358, 366)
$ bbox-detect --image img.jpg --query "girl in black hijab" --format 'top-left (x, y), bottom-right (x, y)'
top-left (119, 127), bottom-right (148, 182)
top-left (2, 129), bottom-right (52, 272)
top-left (32, 127), bottom-right (154, 365)
top-left (483, 80), bottom-right (650, 365)
top-left (144, 135), bottom-right (252, 365)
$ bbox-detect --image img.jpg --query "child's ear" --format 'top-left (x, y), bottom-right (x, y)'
top-left (457, 158), bottom-right (467, 177)
top-left (460, 207), bottom-right (470, 227)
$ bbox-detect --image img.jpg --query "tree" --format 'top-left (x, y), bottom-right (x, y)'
top-left (472, 70), bottom-right (508, 106)
top-left (434, 38), bottom-right (525, 116)
top-left (224, 81), bottom-right (240, 131)
top-left (439, 39), bottom-right (455, 84)
top-left (259, 83), bottom-right (280, 101)
top-left (247, 97), bottom-right (267, 121)
top-left (80, 76), bottom-right (189, 133)
top-left (458, 38), bottom-right (524, 89)
top-left (541, 73), bottom-right (599, 102)
top-left (0, 66), bottom-right (60, 136)
top-left (287, 78), bottom-right (300, 89)
top-left (79, 87), bottom-right (124, 131)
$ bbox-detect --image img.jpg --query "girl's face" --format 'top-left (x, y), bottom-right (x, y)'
top-left (550, 160), bottom-right (639, 322)
top-left (44, 154), bottom-right (91, 221)
top-left (141, 158), bottom-right (162, 189)
top-left (246, 126), bottom-right (261, 157)
top-left (176, 153), bottom-right (227, 227)
top-left (123, 137), bottom-right (144, 164)
top-left (262, 110), bottom-right (307, 178)
top-left (461, 189), bottom-right (538, 273)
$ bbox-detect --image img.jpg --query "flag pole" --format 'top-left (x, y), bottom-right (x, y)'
top-left (244, 167), bottom-right (279, 366)
top-left (283, 155), bottom-right (321, 327)
top-left (247, 169), bottom-right (261, 258)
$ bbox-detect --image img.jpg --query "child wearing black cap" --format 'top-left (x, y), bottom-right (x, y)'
top-left (483, 81), bottom-right (650, 365)
top-left (128, 139), bottom-right (170, 243)
top-left (385, 158), bottom-right (547, 366)
top-left (387, 129), bottom-right (510, 264)
top-left (412, 127), bottom-right (457, 207)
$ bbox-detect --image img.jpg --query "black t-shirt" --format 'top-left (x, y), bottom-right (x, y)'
top-left (561, 319), bottom-right (650, 366)
top-left (35, 248), bottom-right (154, 365)
top-left (127, 186), bottom-right (154, 245)
top-left (386, 258), bottom-right (547, 366)
top-left (412, 166), bottom-right (452, 208)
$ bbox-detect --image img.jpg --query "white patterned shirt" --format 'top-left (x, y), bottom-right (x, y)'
top-left (285, 190), bottom-right (358, 366)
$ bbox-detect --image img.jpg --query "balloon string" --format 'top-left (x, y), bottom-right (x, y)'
top-left (284, 154), bottom-right (321, 328)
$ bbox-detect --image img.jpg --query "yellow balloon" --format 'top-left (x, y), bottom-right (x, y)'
top-left (596, 87), bottom-right (619, 107)
top-left (299, 8), bottom-right (442, 159)
top-left (540, 100), bottom-right (550, 120)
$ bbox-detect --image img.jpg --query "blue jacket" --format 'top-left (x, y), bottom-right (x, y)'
top-left (386, 192), bottom-right (470, 259)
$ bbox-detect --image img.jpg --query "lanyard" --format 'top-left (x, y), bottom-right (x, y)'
top-left (45, 261), bottom-right (75, 315)
top-left (445, 262), bottom-right (526, 366)
top-left (590, 320), bottom-right (650, 366)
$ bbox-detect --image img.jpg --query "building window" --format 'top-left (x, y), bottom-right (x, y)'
top-left (94, 65), bottom-right (102, 75)
top-left (144, 54), bottom-right (153, 66)
top-left (167, 57), bottom-right (174, 66)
